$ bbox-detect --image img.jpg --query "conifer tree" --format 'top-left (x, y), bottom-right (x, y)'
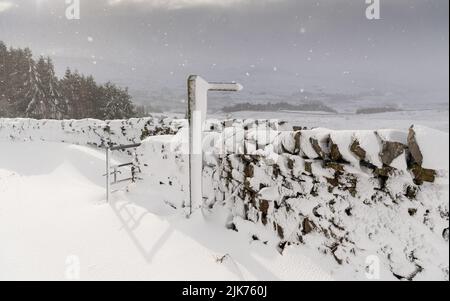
top-left (36, 57), bottom-right (63, 119)
top-left (0, 41), bottom-right (8, 116)
top-left (101, 82), bottom-right (135, 120)
top-left (60, 68), bottom-right (83, 119)
top-left (24, 50), bottom-right (46, 118)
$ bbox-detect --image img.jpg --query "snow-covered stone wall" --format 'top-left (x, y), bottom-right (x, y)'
top-left (139, 119), bottom-right (448, 280)
top-left (0, 116), bottom-right (185, 148)
top-left (197, 121), bottom-right (449, 280)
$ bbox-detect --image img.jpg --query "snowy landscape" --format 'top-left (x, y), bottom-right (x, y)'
top-left (0, 112), bottom-right (448, 281)
top-left (0, 0), bottom-right (448, 283)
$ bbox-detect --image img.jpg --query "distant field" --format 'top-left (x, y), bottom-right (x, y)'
top-left (209, 109), bottom-right (449, 132)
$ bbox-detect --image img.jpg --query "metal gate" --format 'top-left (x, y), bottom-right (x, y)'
top-left (105, 143), bottom-right (141, 202)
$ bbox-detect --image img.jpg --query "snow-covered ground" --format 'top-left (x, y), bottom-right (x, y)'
top-left (0, 141), bottom-right (333, 281)
top-left (0, 109), bottom-right (448, 281)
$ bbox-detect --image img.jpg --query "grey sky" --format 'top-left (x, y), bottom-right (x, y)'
top-left (0, 0), bottom-right (448, 110)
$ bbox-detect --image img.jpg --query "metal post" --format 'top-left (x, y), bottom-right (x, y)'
top-left (106, 147), bottom-right (111, 203)
top-left (187, 75), bottom-right (242, 215)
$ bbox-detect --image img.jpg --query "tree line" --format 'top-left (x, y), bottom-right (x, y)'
top-left (0, 41), bottom-right (136, 120)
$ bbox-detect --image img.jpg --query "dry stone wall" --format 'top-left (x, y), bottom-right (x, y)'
top-left (199, 120), bottom-right (449, 280)
top-left (0, 116), bottom-right (184, 147)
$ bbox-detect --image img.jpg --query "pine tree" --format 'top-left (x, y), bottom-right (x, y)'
top-left (0, 41), bottom-right (8, 116)
top-left (80, 75), bottom-right (101, 118)
top-left (36, 57), bottom-right (64, 119)
top-left (4, 47), bottom-right (23, 116)
top-left (8, 48), bottom-right (35, 116)
top-left (60, 68), bottom-right (84, 119)
top-left (101, 82), bottom-right (135, 120)
top-left (23, 50), bottom-right (46, 118)
top-left (60, 68), bottom-right (73, 119)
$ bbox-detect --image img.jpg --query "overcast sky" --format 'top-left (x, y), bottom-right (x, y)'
top-left (0, 0), bottom-right (448, 107)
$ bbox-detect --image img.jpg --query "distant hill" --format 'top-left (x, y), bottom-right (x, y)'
top-left (356, 106), bottom-right (402, 115)
top-left (222, 101), bottom-right (337, 114)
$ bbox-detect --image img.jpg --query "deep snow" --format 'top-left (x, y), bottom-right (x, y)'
top-left (0, 141), bottom-right (333, 281)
